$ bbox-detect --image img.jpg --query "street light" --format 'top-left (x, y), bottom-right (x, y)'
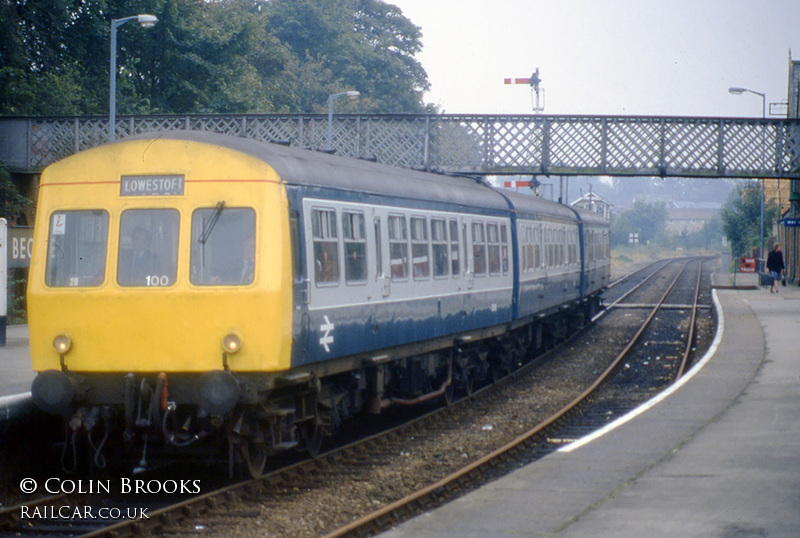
top-left (109, 14), bottom-right (158, 142)
top-left (728, 87), bottom-right (766, 118)
top-left (729, 86), bottom-right (767, 268)
top-left (327, 91), bottom-right (360, 151)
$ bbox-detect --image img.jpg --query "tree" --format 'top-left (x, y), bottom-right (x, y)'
top-left (0, 0), bottom-right (432, 115)
top-left (265, 0), bottom-right (430, 113)
top-left (610, 199), bottom-right (668, 247)
top-left (148, 0), bottom-right (296, 113)
top-left (720, 181), bottom-right (779, 258)
top-left (0, 162), bottom-right (30, 223)
top-left (0, 0), bottom-right (94, 114)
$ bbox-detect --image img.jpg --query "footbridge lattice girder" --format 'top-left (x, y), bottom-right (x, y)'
top-left (2, 114), bottom-right (798, 178)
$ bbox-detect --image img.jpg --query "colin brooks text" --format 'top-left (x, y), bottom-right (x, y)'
top-left (22, 478), bottom-right (201, 495)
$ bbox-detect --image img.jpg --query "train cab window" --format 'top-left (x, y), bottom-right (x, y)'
top-left (45, 210), bottom-right (109, 287)
top-left (118, 209), bottom-right (179, 287)
top-left (190, 206), bottom-right (255, 286)
top-left (410, 216), bottom-right (430, 280)
top-left (343, 210), bottom-right (367, 284)
top-left (388, 214), bottom-right (408, 280)
top-left (431, 218), bottom-right (448, 278)
top-left (449, 219), bottom-right (460, 278)
top-left (311, 208), bottom-right (339, 285)
top-left (471, 222), bottom-right (486, 276)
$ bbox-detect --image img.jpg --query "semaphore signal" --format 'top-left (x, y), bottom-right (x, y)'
top-left (504, 67), bottom-right (544, 113)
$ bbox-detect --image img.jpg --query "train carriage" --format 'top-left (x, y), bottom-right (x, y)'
top-left (27, 131), bottom-right (609, 475)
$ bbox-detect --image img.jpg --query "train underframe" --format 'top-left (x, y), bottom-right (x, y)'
top-left (49, 295), bottom-right (602, 477)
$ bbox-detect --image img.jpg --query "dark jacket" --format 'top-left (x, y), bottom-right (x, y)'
top-left (766, 249), bottom-right (785, 273)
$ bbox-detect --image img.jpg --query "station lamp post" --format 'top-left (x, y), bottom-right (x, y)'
top-left (729, 86), bottom-right (767, 268)
top-left (109, 14), bottom-right (158, 142)
top-left (327, 91), bottom-right (360, 151)
top-left (728, 87), bottom-right (766, 118)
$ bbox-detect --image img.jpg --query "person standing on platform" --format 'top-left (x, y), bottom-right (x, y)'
top-left (766, 242), bottom-right (785, 293)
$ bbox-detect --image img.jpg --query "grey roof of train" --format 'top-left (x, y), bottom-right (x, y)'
top-left (121, 131), bottom-right (604, 223)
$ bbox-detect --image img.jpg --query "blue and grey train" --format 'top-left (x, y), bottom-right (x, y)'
top-left (28, 131), bottom-right (610, 475)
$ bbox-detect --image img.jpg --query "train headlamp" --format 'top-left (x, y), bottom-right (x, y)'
top-left (53, 334), bottom-right (72, 354)
top-left (222, 333), bottom-right (241, 354)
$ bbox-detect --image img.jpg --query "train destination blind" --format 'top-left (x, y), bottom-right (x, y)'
top-left (121, 175), bottom-right (185, 196)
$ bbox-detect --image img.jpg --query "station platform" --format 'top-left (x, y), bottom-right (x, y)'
top-left (384, 272), bottom-right (800, 537)
top-left (0, 324), bottom-right (35, 422)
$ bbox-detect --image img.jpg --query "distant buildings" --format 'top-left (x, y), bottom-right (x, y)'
top-left (571, 191), bottom-right (613, 219)
top-left (665, 202), bottom-right (720, 233)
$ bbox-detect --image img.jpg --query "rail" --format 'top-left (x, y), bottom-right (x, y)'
top-left (2, 114), bottom-right (799, 178)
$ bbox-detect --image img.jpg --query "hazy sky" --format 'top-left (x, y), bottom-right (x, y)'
top-left (391, 0), bottom-right (800, 117)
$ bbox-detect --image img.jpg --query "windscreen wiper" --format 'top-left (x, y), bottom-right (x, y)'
top-left (199, 201), bottom-right (225, 245)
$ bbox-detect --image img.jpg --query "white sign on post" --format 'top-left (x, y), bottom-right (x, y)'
top-left (0, 219), bottom-right (7, 346)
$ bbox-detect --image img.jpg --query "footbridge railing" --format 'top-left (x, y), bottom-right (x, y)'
top-left (2, 114), bottom-right (799, 178)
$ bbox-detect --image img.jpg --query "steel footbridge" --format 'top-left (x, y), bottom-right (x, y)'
top-left (2, 114), bottom-right (799, 178)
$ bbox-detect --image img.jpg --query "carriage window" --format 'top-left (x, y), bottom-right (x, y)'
top-left (472, 222), bottom-right (486, 276)
top-left (487, 223), bottom-right (500, 275)
top-left (374, 217), bottom-right (382, 278)
top-left (411, 216), bottom-right (429, 279)
top-left (309, 208), bottom-right (339, 285)
top-left (522, 226), bottom-right (531, 272)
top-left (46, 210), bottom-right (109, 287)
top-left (462, 224), bottom-right (468, 275)
top-left (343, 210), bottom-right (366, 283)
top-left (290, 211), bottom-right (301, 281)
top-left (190, 207), bottom-right (255, 286)
top-left (389, 214), bottom-right (408, 280)
top-left (118, 209), bottom-right (179, 287)
top-left (449, 219), bottom-right (460, 278)
top-left (431, 218), bottom-right (448, 278)
top-left (534, 226), bottom-right (542, 269)
top-left (501, 224), bottom-right (509, 274)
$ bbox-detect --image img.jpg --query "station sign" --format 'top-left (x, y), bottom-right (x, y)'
top-left (739, 257), bottom-right (756, 273)
top-left (783, 217), bottom-right (800, 227)
top-left (8, 226), bottom-right (33, 269)
top-left (120, 175), bottom-right (185, 197)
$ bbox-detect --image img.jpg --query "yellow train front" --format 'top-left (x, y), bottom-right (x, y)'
top-left (29, 132), bottom-right (296, 473)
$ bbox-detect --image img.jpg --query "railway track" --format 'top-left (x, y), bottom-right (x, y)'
top-left (321, 257), bottom-right (714, 537)
top-left (0, 256), bottom-right (716, 537)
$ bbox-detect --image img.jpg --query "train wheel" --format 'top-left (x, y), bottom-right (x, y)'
top-left (241, 440), bottom-right (267, 478)
top-left (297, 423), bottom-right (324, 458)
top-left (491, 362), bottom-right (504, 383)
top-left (443, 383), bottom-right (455, 406)
top-left (240, 421), bottom-right (268, 478)
top-left (463, 373), bottom-right (474, 396)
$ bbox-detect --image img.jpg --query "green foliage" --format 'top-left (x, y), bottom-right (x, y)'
top-left (610, 199), bottom-right (668, 247)
top-left (610, 198), bottom-right (726, 252)
top-left (720, 181), bottom-right (779, 257)
top-left (0, 0), bottom-right (431, 115)
top-left (0, 162), bottom-right (30, 222)
top-left (7, 275), bottom-right (27, 324)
